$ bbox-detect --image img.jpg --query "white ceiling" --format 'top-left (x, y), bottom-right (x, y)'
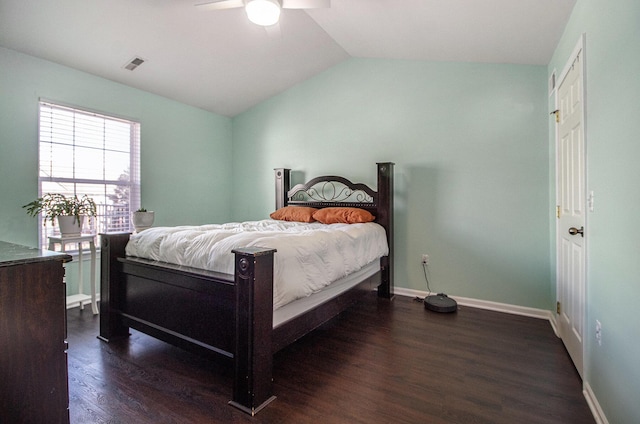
top-left (0, 0), bottom-right (575, 117)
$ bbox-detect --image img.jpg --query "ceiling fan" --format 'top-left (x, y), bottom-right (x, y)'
top-left (196, 0), bottom-right (330, 26)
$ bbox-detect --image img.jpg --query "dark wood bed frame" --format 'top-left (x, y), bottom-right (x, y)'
top-left (98, 162), bottom-right (394, 415)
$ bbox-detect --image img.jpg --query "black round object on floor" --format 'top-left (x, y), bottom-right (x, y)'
top-left (424, 293), bottom-right (457, 313)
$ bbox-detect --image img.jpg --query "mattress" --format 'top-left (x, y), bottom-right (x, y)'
top-left (125, 219), bottom-right (389, 310)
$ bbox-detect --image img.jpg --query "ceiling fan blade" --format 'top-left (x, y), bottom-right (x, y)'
top-left (282, 0), bottom-right (330, 9)
top-left (195, 0), bottom-right (245, 11)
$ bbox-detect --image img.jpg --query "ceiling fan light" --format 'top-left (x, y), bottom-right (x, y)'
top-left (245, 0), bottom-right (281, 26)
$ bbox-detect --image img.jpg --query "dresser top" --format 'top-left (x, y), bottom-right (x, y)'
top-left (0, 240), bottom-right (72, 267)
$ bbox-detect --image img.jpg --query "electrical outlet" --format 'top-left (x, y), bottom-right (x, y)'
top-left (421, 254), bottom-right (429, 265)
top-left (595, 320), bottom-right (602, 346)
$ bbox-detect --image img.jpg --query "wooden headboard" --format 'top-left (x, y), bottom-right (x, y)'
top-left (274, 162), bottom-right (395, 298)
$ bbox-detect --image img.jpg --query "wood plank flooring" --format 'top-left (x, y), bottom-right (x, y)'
top-left (67, 294), bottom-right (595, 423)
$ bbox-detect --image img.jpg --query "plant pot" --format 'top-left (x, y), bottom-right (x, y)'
top-left (57, 215), bottom-right (85, 237)
top-left (132, 211), bottom-right (154, 232)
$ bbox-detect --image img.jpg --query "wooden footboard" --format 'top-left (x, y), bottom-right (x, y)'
top-left (99, 233), bottom-right (277, 415)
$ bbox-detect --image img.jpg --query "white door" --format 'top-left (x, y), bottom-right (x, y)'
top-left (556, 39), bottom-right (586, 378)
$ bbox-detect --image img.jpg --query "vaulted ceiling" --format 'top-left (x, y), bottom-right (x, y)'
top-left (0, 0), bottom-right (575, 117)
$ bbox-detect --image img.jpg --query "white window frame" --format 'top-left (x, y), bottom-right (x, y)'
top-left (37, 100), bottom-right (141, 249)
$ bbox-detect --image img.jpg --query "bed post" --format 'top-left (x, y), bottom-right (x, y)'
top-left (274, 168), bottom-right (291, 210)
top-left (98, 233), bottom-right (131, 342)
top-left (376, 162), bottom-right (395, 299)
top-left (229, 247), bottom-right (278, 415)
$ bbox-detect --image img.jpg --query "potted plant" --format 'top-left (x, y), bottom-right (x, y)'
top-left (23, 193), bottom-right (97, 237)
top-left (131, 207), bottom-right (154, 232)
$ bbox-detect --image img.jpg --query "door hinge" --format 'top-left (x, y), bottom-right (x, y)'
top-left (556, 301), bottom-right (561, 315)
top-left (556, 205), bottom-right (561, 219)
top-left (551, 109), bottom-right (560, 123)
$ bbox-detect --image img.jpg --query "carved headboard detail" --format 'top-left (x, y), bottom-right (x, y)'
top-left (288, 176), bottom-right (375, 207)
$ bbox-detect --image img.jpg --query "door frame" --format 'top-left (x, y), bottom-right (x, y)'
top-left (554, 33), bottom-right (588, 377)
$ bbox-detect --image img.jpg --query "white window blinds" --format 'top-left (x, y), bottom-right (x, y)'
top-left (38, 100), bottom-right (141, 247)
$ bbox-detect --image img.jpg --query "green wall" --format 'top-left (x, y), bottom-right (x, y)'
top-left (0, 46), bottom-right (233, 295)
top-left (232, 58), bottom-right (551, 309)
top-left (548, 1), bottom-right (640, 422)
top-left (0, 46), bottom-right (233, 247)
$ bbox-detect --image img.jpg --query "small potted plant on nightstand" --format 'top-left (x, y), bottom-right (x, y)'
top-left (132, 207), bottom-right (154, 232)
top-left (23, 193), bottom-right (97, 236)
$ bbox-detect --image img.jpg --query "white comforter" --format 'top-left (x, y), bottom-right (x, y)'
top-left (125, 220), bottom-right (389, 310)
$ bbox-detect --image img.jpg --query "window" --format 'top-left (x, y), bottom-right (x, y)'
top-left (38, 100), bottom-right (140, 247)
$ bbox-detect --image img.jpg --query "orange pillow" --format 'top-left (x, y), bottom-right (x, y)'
top-left (312, 207), bottom-right (375, 224)
top-left (270, 206), bottom-right (318, 223)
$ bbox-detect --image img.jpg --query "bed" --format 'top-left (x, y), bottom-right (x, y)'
top-left (98, 162), bottom-right (394, 415)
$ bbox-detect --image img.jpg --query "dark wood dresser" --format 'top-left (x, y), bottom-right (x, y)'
top-left (0, 240), bottom-right (72, 424)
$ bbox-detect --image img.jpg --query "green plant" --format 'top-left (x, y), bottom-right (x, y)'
top-left (23, 193), bottom-right (97, 225)
top-left (135, 207), bottom-right (148, 213)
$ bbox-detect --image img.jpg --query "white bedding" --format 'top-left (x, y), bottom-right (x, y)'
top-left (124, 219), bottom-right (389, 310)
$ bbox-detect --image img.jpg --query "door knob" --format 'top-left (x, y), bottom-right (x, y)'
top-left (568, 226), bottom-right (584, 237)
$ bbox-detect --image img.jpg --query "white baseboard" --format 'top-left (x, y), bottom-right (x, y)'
top-left (584, 382), bottom-right (609, 424)
top-left (548, 310), bottom-right (559, 337)
top-left (394, 287), bottom-right (554, 321)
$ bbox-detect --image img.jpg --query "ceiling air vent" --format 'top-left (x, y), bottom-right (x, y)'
top-left (124, 57), bottom-right (145, 71)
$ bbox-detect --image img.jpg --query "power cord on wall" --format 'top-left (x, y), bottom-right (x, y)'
top-left (413, 262), bottom-right (433, 303)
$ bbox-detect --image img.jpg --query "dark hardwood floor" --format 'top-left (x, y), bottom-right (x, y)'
top-left (67, 294), bottom-right (595, 423)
